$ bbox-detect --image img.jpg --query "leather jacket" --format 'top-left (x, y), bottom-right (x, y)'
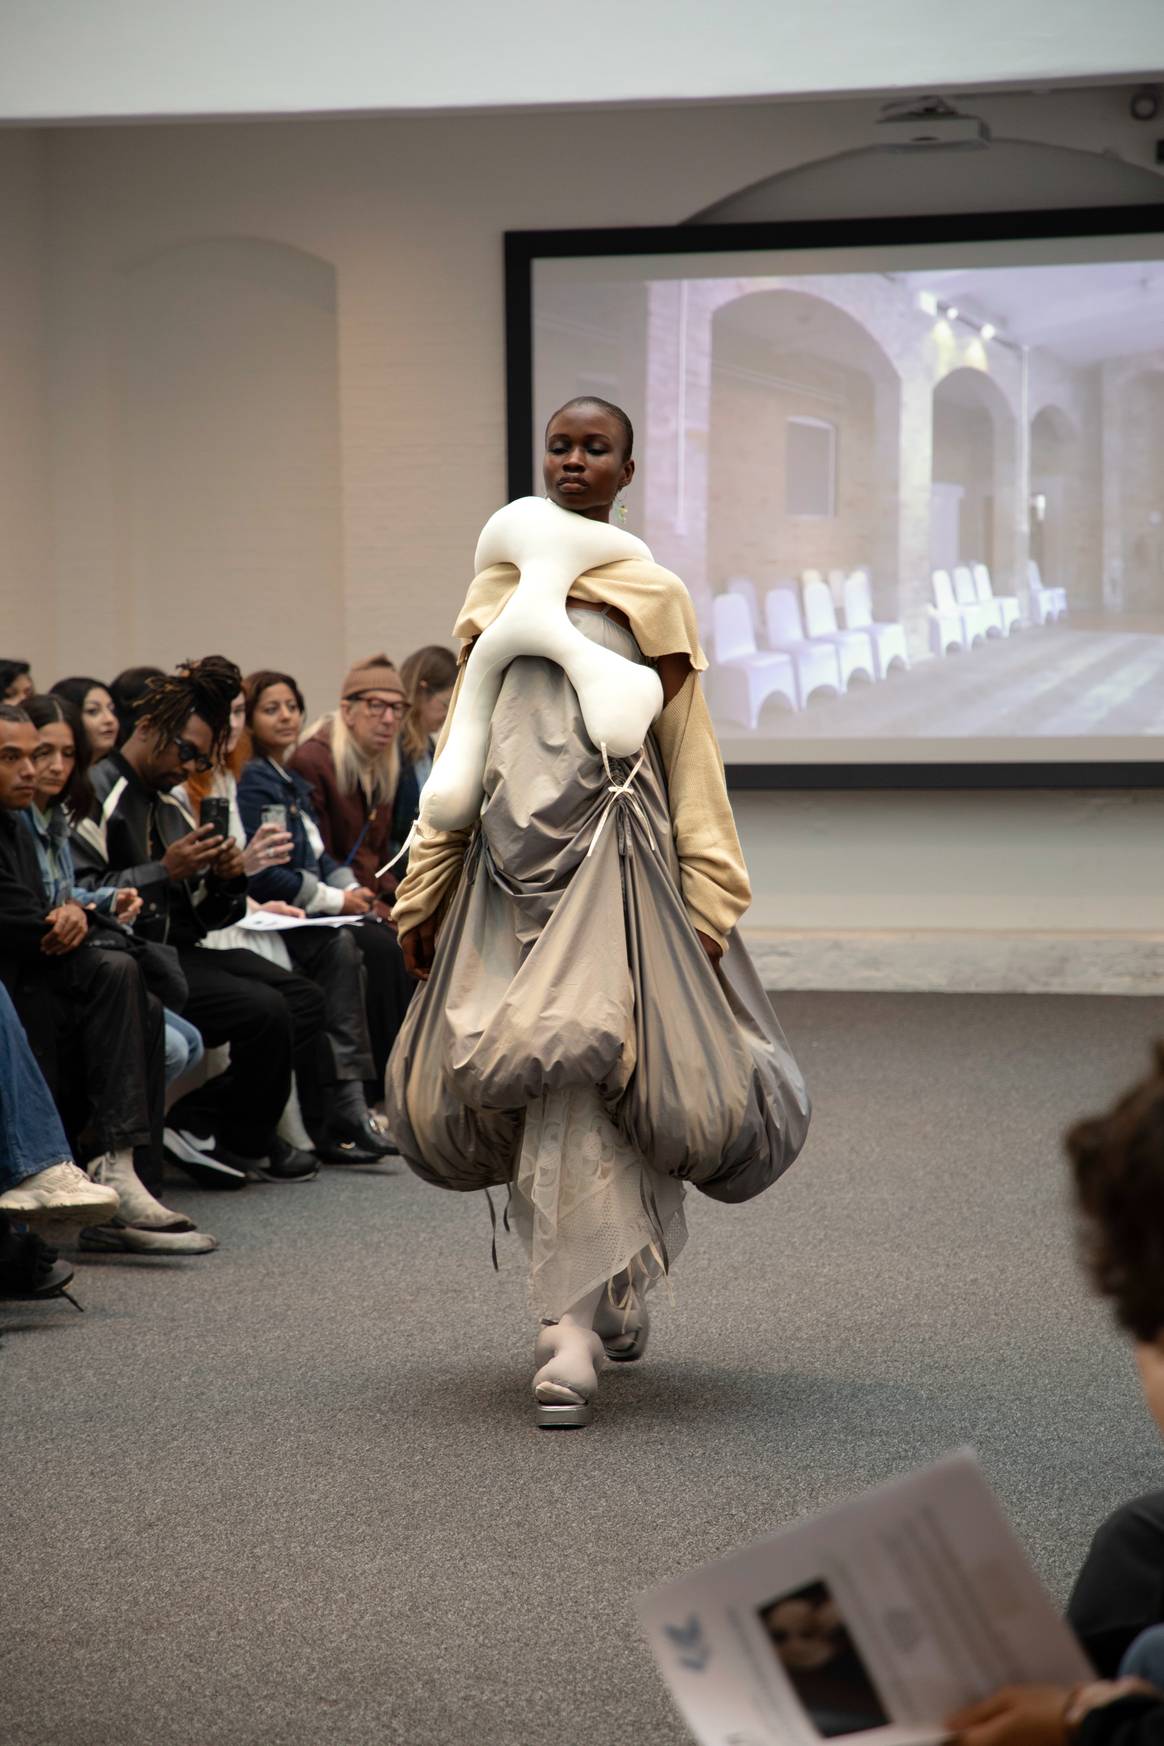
top-left (72, 752), bottom-right (246, 948)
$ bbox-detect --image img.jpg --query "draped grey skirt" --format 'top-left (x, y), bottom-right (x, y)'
top-left (384, 609), bottom-right (810, 1306)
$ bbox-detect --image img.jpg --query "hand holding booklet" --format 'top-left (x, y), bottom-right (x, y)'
top-left (637, 1451), bottom-right (1091, 1746)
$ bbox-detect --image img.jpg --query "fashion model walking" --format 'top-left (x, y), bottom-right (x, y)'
top-left (386, 397), bottom-right (810, 1427)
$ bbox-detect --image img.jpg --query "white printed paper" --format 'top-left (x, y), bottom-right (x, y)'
top-left (637, 1450), bottom-right (1090, 1746)
top-left (237, 911), bottom-right (361, 932)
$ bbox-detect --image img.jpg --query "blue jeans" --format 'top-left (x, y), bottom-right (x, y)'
top-left (163, 1009), bottom-right (205, 1089)
top-left (0, 981), bottom-right (73, 1191)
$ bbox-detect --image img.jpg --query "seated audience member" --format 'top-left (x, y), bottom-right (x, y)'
top-left (0, 703), bottom-right (215, 1255)
top-left (0, 979), bottom-right (118, 1230)
top-left (237, 670), bottom-right (402, 1157)
top-left (392, 644), bottom-right (457, 867)
top-left (49, 675), bottom-right (119, 762)
top-left (70, 657), bottom-right (322, 1184)
top-left (0, 660), bottom-right (33, 705)
top-left (290, 654), bottom-right (407, 917)
top-left (22, 693), bottom-right (204, 1112)
top-left (948, 1044), bottom-right (1164, 1746)
top-left (109, 664), bottom-right (164, 748)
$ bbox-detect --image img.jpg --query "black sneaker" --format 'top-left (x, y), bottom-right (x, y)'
top-left (163, 1127), bottom-right (248, 1191)
top-left (0, 1228), bottom-right (82, 1310)
top-left (213, 1137), bottom-right (319, 1184)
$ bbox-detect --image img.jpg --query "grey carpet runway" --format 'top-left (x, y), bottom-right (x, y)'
top-left (5, 991), bottom-right (1164, 1746)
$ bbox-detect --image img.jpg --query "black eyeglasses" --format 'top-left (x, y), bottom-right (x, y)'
top-left (348, 695), bottom-right (407, 720)
top-left (174, 738), bottom-right (214, 773)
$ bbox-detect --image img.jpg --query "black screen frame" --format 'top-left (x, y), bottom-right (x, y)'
top-left (505, 204), bottom-right (1164, 791)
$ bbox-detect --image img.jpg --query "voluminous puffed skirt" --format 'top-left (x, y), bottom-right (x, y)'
top-left (384, 609), bottom-right (811, 1314)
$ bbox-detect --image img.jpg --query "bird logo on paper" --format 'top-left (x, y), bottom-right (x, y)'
top-left (664, 1614), bottom-right (711, 1672)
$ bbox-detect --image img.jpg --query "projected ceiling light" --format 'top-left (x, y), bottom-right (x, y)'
top-left (916, 290), bottom-right (938, 316)
top-left (980, 323), bottom-right (996, 340)
top-left (944, 305), bottom-right (959, 321)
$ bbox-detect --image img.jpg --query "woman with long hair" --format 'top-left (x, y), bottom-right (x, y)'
top-left (238, 669), bottom-right (407, 1155)
top-left (391, 644), bottom-right (457, 866)
top-left (385, 396), bottom-right (809, 1429)
top-left (48, 676), bottom-right (119, 764)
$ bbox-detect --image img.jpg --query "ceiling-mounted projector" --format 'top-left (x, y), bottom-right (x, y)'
top-left (876, 98), bottom-right (991, 151)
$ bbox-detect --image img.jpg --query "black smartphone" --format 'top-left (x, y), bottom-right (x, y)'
top-left (200, 797), bottom-right (231, 840)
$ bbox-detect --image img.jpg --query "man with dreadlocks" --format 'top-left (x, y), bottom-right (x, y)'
top-left (72, 656), bottom-right (323, 1185)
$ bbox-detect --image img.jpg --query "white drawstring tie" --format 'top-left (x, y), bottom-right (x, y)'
top-left (586, 742), bottom-right (656, 861)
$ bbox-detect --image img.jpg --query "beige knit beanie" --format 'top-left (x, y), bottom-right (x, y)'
top-left (341, 653), bottom-right (405, 700)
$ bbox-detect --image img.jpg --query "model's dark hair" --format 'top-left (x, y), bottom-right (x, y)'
top-left (23, 693), bottom-right (96, 820)
top-left (133, 656), bottom-right (242, 760)
top-left (0, 702), bottom-right (29, 725)
top-left (110, 666), bottom-right (166, 745)
top-left (545, 396), bottom-right (634, 461)
top-left (243, 669), bottom-right (306, 725)
top-left (0, 659), bottom-right (31, 700)
top-left (1068, 1042), bottom-right (1164, 1342)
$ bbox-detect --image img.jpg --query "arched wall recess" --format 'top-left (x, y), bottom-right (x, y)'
top-left (115, 235), bottom-right (345, 714)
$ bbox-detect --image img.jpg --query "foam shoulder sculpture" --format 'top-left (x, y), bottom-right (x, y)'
top-left (419, 497), bottom-right (665, 833)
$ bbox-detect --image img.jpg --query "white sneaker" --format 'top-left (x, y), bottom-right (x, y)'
top-left (0, 1160), bottom-right (120, 1227)
top-left (87, 1149), bottom-right (197, 1233)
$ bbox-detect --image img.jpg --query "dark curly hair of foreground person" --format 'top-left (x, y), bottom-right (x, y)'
top-left (1069, 1041), bottom-right (1164, 1343)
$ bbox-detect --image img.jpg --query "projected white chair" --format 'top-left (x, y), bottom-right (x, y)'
top-left (842, 570), bottom-right (909, 677)
top-left (953, 564), bottom-right (1003, 638)
top-left (764, 587), bottom-right (843, 707)
top-left (971, 562), bottom-right (1021, 635)
top-left (726, 576), bottom-right (765, 644)
top-left (929, 569), bottom-right (976, 655)
top-left (802, 576), bottom-right (876, 687)
top-left (826, 568), bottom-right (848, 607)
top-left (708, 593), bottom-right (798, 728)
top-left (1028, 558), bottom-right (1067, 621)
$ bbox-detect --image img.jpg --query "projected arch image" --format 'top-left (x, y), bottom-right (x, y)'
top-left (703, 289), bottom-right (899, 725)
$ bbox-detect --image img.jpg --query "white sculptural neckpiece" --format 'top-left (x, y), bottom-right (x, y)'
top-left (417, 496), bottom-right (665, 834)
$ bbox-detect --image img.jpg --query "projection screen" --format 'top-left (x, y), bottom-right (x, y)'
top-left (507, 209), bottom-right (1164, 787)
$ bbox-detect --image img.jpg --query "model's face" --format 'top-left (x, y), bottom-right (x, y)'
top-left (33, 720), bottom-right (76, 804)
top-left (226, 691), bottom-right (246, 755)
top-left (341, 689), bottom-right (406, 757)
top-left (416, 684), bottom-right (453, 739)
top-left (251, 683), bottom-right (303, 760)
top-left (81, 686), bottom-right (118, 757)
top-left (542, 404), bottom-right (634, 522)
top-left (0, 721), bottom-right (39, 810)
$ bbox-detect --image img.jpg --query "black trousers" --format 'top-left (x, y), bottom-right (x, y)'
top-left (283, 927), bottom-right (374, 1084)
top-left (31, 946), bottom-right (164, 1165)
top-left (170, 947), bottom-right (325, 1157)
top-left (1067, 1491), bottom-right (1164, 1675)
top-left (348, 917), bottom-right (412, 1093)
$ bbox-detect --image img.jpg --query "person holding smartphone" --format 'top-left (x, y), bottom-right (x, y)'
top-left (71, 656), bottom-right (325, 1184)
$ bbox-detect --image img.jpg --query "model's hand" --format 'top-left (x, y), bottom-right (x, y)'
top-left (695, 929), bottom-right (722, 967)
top-left (242, 822), bottom-right (293, 876)
top-left (340, 887), bottom-right (374, 916)
top-left (210, 840), bottom-right (245, 881)
top-left (113, 887), bottom-right (143, 924)
top-left (162, 825), bottom-right (224, 880)
top-left (41, 902), bottom-right (89, 956)
top-left (401, 916), bottom-right (437, 981)
top-left (258, 901), bottom-right (306, 919)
